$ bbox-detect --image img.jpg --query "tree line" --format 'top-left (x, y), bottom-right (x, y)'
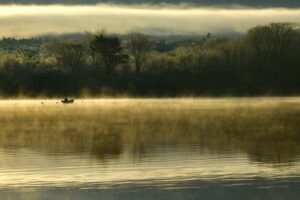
top-left (0, 23), bottom-right (299, 97)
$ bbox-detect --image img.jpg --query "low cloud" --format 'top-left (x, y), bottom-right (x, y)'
top-left (0, 4), bottom-right (299, 37)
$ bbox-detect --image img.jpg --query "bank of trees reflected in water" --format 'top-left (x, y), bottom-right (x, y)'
top-left (0, 99), bottom-right (299, 165)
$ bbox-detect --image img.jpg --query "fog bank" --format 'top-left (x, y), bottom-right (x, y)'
top-left (0, 4), bottom-right (300, 37)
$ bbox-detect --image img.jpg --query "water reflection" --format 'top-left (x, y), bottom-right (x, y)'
top-left (0, 98), bottom-right (299, 195)
top-left (1, 98), bottom-right (299, 163)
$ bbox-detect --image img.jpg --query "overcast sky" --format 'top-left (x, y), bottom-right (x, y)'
top-left (0, 1), bottom-right (299, 37)
top-left (0, 0), bottom-right (299, 7)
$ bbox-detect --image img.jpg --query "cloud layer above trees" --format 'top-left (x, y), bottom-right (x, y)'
top-left (0, 4), bottom-right (300, 37)
top-left (0, 0), bottom-right (299, 8)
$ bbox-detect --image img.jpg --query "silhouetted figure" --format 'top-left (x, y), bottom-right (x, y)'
top-left (61, 97), bottom-right (74, 104)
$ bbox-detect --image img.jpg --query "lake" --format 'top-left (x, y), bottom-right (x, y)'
top-left (0, 98), bottom-right (299, 200)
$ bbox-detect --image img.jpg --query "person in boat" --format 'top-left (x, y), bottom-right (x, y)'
top-left (61, 97), bottom-right (74, 103)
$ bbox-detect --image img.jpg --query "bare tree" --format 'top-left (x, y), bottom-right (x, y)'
top-left (43, 39), bottom-right (86, 72)
top-left (246, 23), bottom-right (298, 58)
top-left (128, 32), bottom-right (152, 74)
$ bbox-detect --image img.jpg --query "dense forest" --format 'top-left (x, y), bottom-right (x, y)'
top-left (0, 23), bottom-right (299, 97)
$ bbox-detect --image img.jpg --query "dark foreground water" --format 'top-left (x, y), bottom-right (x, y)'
top-left (0, 98), bottom-right (299, 200)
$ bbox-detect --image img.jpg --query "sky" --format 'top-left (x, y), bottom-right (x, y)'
top-left (0, 1), bottom-right (299, 37)
top-left (0, 0), bottom-right (299, 7)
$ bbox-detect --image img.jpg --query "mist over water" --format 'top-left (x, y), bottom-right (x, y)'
top-left (0, 98), bottom-right (300, 199)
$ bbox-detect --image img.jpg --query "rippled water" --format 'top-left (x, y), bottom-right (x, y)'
top-left (0, 98), bottom-right (300, 200)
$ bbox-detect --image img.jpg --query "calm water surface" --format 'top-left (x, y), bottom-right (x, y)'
top-left (0, 98), bottom-right (299, 200)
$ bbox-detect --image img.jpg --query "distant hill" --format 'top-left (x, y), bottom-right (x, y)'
top-left (0, 32), bottom-right (243, 54)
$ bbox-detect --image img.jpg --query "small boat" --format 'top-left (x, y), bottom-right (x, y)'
top-left (61, 98), bottom-right (74, 104)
